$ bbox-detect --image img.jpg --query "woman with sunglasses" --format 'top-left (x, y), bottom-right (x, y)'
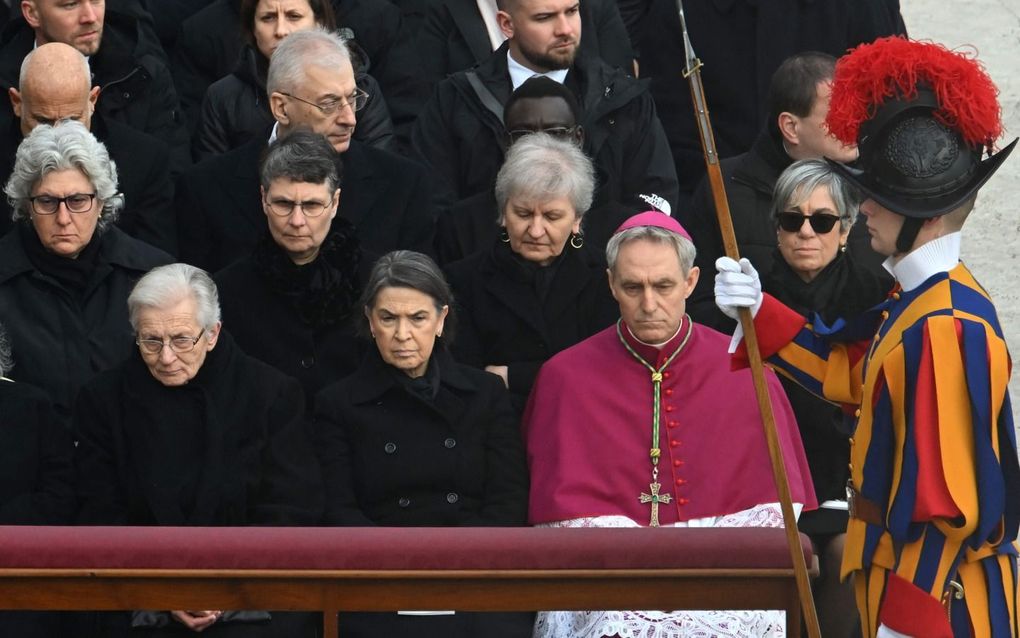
top-left (765, 158), bottom-right (890, 637)
top-left (214, 131), bottom-right (364, 409)
top-left (0, 121), bottom-right (171, 424)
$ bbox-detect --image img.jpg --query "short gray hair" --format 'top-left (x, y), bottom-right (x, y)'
top-left (495, 133), bottom-right (594, 224)
top-left (0, 321), bottom-right (12, 378)
top-left (260, 129), bottom-right (340, 191)
top-left (267, 27), bottom-right (352, 96)
top-left (5, 121), bottom-right (123, 229)
top-left (606, 226), bottom-right (697, 275)
top-left (128, 264), bottom-right (222, 333)
top-left (358, 251), bottom-right (456, 342)
top-left (771, 159), bottom-right (861, 233)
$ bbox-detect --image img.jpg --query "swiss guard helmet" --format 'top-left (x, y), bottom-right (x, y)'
top-left (824, 36), bottom-right (1016, 253)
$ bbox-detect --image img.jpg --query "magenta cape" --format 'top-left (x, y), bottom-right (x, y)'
top-left (523, 319), bottom-right (817, 525)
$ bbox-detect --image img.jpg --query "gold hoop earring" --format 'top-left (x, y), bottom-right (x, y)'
top-left (570, 233), bottom-right (584, 249)
top-left (840, 243), bottom-right (847, 253)
top-left (500, 228), bottom-right (510, 243)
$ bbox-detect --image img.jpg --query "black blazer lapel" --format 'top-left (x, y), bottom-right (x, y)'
top-left (337, 141), bottom-right (383, 230)
top-left (449, 0), bottom-right (495, 64)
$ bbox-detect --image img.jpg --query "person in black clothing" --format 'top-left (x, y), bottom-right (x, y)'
top-left (215, 131), bottom-right (365, 409)
top-left (176, 28), bottom-right (433, 272)
top-left (445, 134), bottom-right (617, 411)
top-left (0, 2), bottom-right (191, 175)
top-left (0, 121), bottom-right (171, 422)
top-left (629, 0), bottom-right (907, 205)
top-left (763, 160), bottom-right (889, 638)
top-left (416, 0), bottom-right (634, 96)
top-left (192, 0), bottom-right (394, 160)
top-left (0, 322), bottom-right (75, 638)
top-left (75, 263), bottom-right (322, 637)
top-left (315, 250), bottom-right (531, 637)
top-left (686, 51), bottom-right (891, 332)
top-left (0, 43), bottom-right (176, 255)
top-left (412, 0), bottom-right (677, 219)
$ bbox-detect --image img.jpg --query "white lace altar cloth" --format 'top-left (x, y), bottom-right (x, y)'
top-left (533, 502), bottom-right (802, 638)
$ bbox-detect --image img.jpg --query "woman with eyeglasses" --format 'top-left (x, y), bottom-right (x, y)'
top-left (764, 158), bottom-right (890, 638)
top-left (0, 121), bottom-right (171, 423)
top-left (192, 0), bottom-right (392, 161)
top-left (74, 263), bottom-right (322, 637)
top-left (214, 131), bottom-right (364, 408)
top-left (444, 134), bottom-right (617, 412)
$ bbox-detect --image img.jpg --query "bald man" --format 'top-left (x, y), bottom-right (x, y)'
top-left (0, 43), bottom-right (176, 254)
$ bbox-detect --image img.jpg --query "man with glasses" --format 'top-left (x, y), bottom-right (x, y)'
top-left (412, 0), bottom-right (677, 223)
top-left (176, 27), bottom-right (433, 273)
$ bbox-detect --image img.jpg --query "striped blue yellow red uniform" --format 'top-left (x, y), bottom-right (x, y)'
top-left (736, 262), bottom-right (1020, 637)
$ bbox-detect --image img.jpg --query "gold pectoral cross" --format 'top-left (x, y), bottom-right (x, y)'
top-left (639, 481), bottom-right (673, 527)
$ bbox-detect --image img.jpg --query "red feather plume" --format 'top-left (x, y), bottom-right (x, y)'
top-left (826, 36), bottom-right (1003, 149)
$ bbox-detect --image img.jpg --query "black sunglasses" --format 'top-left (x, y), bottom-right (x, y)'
top-left (777, 212), bottom-right (841, 234)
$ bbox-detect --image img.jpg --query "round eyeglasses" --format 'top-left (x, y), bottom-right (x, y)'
top-left (264, 194), bottom-right (335, 217)
top-left (29, 193), bottom-right (97, 215)
top-left (136, 329), bottom-right (206, 355)
top-left (506, 126), bottom-right (579, 144)
top-left (278, 88), bottom-right (370, 115)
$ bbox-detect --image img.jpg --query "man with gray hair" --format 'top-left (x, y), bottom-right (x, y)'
top-left (176, 27), bottom-right (432, 272)
top-left (0, 42), bottom-right (176, 255)
top-left (523, 210), bottom-right (815, 637)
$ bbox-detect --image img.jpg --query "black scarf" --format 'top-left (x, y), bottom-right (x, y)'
top-left (391, 350), bottom-right (442, 402)
top-left (120, 332), bottom-right (253, 525)
top-left (491, 237), bottom-right (570, 302)
top-left (252, 222), bottom-right (361, 328)
top-left (765, 249), bottom-right (888, 325)
top-left (19, 222), bottom-right (103, 295)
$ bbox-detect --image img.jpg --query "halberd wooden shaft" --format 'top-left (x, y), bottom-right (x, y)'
top-left (674, 4), bottom-right (822, 636)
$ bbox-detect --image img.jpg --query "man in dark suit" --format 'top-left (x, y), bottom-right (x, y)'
top-left (0, 43), bottom-right (176, 254)
top-left (175, 27), bottom-right (433, 273)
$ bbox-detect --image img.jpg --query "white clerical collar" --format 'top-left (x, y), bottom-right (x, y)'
top-left (507, 51), bottom-right (568, 91)
top-left (476, 0), bottom-right (506, 51)
top-left (626, 322), bottom-right (683, 350)
top-left (268, 121), bottom-right (280, 145)
top-left (883, 231), bottom-right (961, 292)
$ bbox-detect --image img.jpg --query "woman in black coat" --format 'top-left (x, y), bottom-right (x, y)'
top-left (215, 131), bottom-right (365, 407)
top-left (0, 121), bottom-right (171, 422)
top-left (445, 134), bottom-right (618, 410)
top-left (315, 250), bottom-right (531, 637)
top-left (192, 0), bottom-right (393, 160)
top-left (74, 263), bottom-right (323, 637)
top-left (0, 322), bottom-right (75, 638)
top-left (762, 160), bottom-right (889, 638)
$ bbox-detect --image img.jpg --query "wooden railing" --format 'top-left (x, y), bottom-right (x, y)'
top-left (0, 526), bottom-right (814, 636)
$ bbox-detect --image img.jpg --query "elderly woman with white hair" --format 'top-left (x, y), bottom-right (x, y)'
top-left (0, 120), bottom-right (171, 422)
top-left (74, 263), bottom-right (322, 637)
top-left (444, 133), bottom-right (617, 410)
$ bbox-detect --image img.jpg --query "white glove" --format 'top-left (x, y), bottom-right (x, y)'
top-left (714, 257), bottom-right (762, 320)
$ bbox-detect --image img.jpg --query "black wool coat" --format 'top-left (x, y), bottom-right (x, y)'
top-left (411, 41), bottom-right (678, 214)
top-left (214, 252), bottom-right (368, 409)
top-left (0, 384), bottom-right (73, 638)
top-left (416, 0), bottom-right (634, 93)
top-left (314, 346), bottom-right (532, 637)
top-left (0, 380), bottom-right (74, 525)
top-left (176, 135), bottom-right (434, 272)
top-left (74, 333), bottom-right (323, 527)
top-left (0, 227), bottom-right (172, 421)
top-left (0, 112), bottom-right (177, 256)
top-left (444, 240), bottom-right (618, 409)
